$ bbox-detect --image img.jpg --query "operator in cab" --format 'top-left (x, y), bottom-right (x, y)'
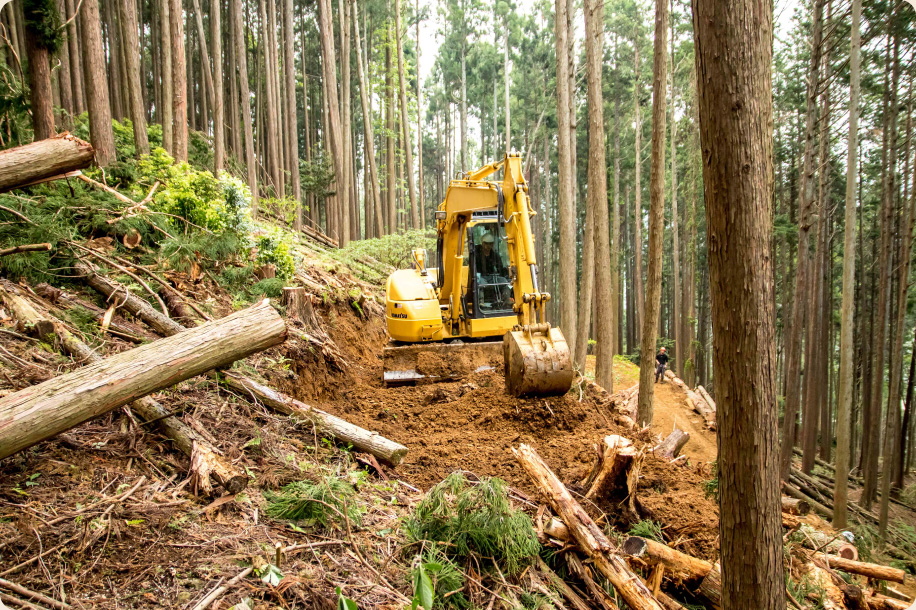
top-left (478, 232), bottom-right (507, 277)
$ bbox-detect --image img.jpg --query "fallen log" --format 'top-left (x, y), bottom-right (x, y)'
top-left (583, 435), bottom-right (638, 500)
top-left (684, 388), bottom-right (717, 430)
top-left (621, 536), bottom-right (712, 584)
top-left (534, 557), bottom-right (592, 610)
top-left (0, 283), bottom-right (54, 339)
top-left (813, 553), bottom-right (906, 584)
top-left (33, 283), bottom-right (154, 343)
top-left (81, 265), bottom-right (405, 466)
top-left (696, 386), bottom-right (716, 413)
top-left (0, 300), bottom-right (286, 461)
top-left (864, 593), bottom-right (915, 610)
top-left (0, 243), bottom-right (51, 257)
top-left (782, 496), bottom-right (811, 516)
top-left (564, 553), bottom-right (620, 610)
top-left (0, 281), bottom-right (246, 492)
top-left (697, 562), bottom-right (722, 609)
top-left (216, 372), bottom-right (408, 466)
top-left (783, 480), bottom-right (834, 521)
top-left (513, 443), bottom-right (666, 610)
top-left (0, 133), bottom-right (94, 192)
top-left (654, 429), bottom-right (689, 460)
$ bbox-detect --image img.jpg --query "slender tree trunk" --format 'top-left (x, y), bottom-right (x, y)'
top-left (393, 0), bottom-right (418, 230)
top-left (24, 22), bottom-right (54, 140)
top-left (902, 329), bottom-right (916, 479)
top-left (633, 25), bottom-right (644, 335)
top-left (460, 33), bottom-right (467, 171)
top-left (80, 0), bottom-right (116, 165)
top-left (119, 0), bottom-right (150, 155)
top-left (231, 0), bottom-right (258, 211)
top-left (575, 196), bottom-right (596, 371)
top-left (780, 0), bottom-right (824, 479)
top-left (352, 2), bottom-right (383, 238)
top-left (613, 60), bottom-right (623, 359)
top-left (584, 0), bottom-right (613, 391)
top-left (211, 0), bottom-right (224, 172)
top-left (555, 0), bottom-right (577, 358)
top-left (283, 0), bottom-right (298, 217)
top-left (169, 0), bottom-right (187, 160)
top-left (64, 0), bottom-right (83, 115)
top-left (669, 10), bottom-right (680, 378)
top-left (692, 0), bottom-right (786, 605)
top-left (504, 24), bottom-right (510, 152)
top-left (317, 0), bottom-right (348, 245)
top-left (636, 0), bottom-right (668, 426)
top-left (385, 23), bottom-right (396, 234)
top-left (160, 0), bottom-right (173, 152)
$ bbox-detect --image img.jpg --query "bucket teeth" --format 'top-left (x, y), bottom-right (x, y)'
top-left (503, 328), bottom-right (574, 397)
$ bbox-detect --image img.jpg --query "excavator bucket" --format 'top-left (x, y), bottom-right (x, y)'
top-left (503, 327), bottom-right (574, 397)
top-left (383, 341), bottom-right (503, 386)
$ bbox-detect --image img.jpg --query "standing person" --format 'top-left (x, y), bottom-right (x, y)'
top-left (655, 347), bottom-right (669, 383)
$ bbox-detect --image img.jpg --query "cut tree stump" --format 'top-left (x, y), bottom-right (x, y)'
top-left (513, 443), bottom-right (666, 610)
top-left (282, 286), bottom-right (310, 322)
top-left (216, 372), bottom-right (408, 465)
top-left (583, 435), bottom-right (639, 500)
top-left (621, 536), bottom-right (713, 584)
top-left (0, 300), bottom-right (286, 461)
top-left (782, 496), bottom-right (811, 516)
top-left (654, 429), bottom-right (689, 459)
top-left (0, 133), bottom-right (94, 192)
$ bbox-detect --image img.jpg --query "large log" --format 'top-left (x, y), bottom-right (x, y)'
top-left (0, 300), bottom-right (286, 460)
top-left (513, 443), bottom-right (666, 610)
top-left (621, 536), bottom-right (713, 584)
top-left (216, 372), bottom-right (408, 466)
top-left (782, 496), bottom-right (811, 516)
top-left (684, 388), bottom-right (717, 430)
top-left (0, 284), bottom-right (248, 493)
top-left (814, 553), bottom-right (906, 584)
top-left (78, 264), bottom-right (407, 466)
top-left (0, 133), bottom-right (94, 192)
top-left (696, 385), bottom-right (717, 413)
top-left (654, 429), bottom-right (689, 459)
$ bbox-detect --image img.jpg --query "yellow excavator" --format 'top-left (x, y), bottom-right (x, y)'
top-left (383, 153), bottom-right (574, 397)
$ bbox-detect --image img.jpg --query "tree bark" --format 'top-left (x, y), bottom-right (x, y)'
top-left (585, 0), bottom-right (613, 392)
top-left (24, 23), bottom-right (54, 140)
top-left (633, 22), bottom-right (644, 335)
top-left (230, 0), bottom-right (257, 210)
top-left (394, 0), bottom-right (418, 230)
top-left (0, 133), bottom-right (94, 191)
top-left (692, 0), bottom-right (787, 606)
top-left (79, 0), bottom-right (115, 165)
top-left (655, 429), bottom-right (689, 459)
top-left (513, 444), bottom-right (666, 610)
top-left (169, 0), bottom-right (188, 161)
top-left (211, 0), bottom-right (224, 172)
top-left (583, 434), bottom-right (638, 500)
top-left (352, 1), bottom-right (383, 238)
top-left (555, 0), bottom-right (576, 359)
top-left (814, 554), bottom-right (906, 584)
top-left (159, 0), bottom-right (173, 152)
top-left (64, 0), bottom-right (83, 115)
top-left (621, 536), bottom-right (712, 584)
top-left (317, 0), bottom-right (348, 245)
top-left (119, 0), bottom-right (150, 155)
top-left (637, 0), bottom-right (668, 425)
top-left (0, 301), bottom-right (286, 461)
top-left (283, 0), bottom-right (298, 218)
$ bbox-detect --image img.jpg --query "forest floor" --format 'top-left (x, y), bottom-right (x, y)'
top-left (0, 226), bottom-right (913, 608)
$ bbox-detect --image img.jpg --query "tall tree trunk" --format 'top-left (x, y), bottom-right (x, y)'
top-left (211, 0), bottom-right (225, 172)
top-left (317, 0), bottom-right (348, 245)
top-left (169, 0), bottom-right (188, 161)
top-left (338, 0), bottom-right (352, 237)
top-left (863, 29), bottom-right (898, 511)
top-left (393, 0), bottom-right (418, 230)
top-left (902, 329), bottom-right (916, 479)
top-left (64, 0), bottom-right (83, 115)
top-left (459, 32), bottom-right (467, 171)
top-left (159, 0), bottom-right (173, 152)
top-left (231, 0), bottom-right (257, 211)
top-left (779, 0), bottom-right (824, 479)
top-left (504, 24), bottom-right (510, 152)
top-left (575, 195), bottom-right (596, 371)
top-left (585, 0), bottom-right (613, 392)
top-left (24, 17), bottom-right (54, 140)
top-left (385, 22), bottom-right (396, 234)
top-left (283, 0), bottom-right (298, 217)
top-left (636, 0), bottom-right (668, 426)
top-left (120, 0), bottom-right (150, 155)
top-left (55, 0), bottom-right (72, 128)
top-left (352, 1), bottom-right (383, 238)
top-left (555, 0), bottom-right (577, 359)
top-left (80, 0), bottom-right (116, 165)
top-left (669, 9), bottom-right (680, 378)
top-left (879, 42), bottom-right (908, 539)
top-left (416, 0), bottom-right (424, 228)
top-left (692, 0), bottom-right (786, 605)
top-left (613, 58), bottom-right (623, 358)
top-left (633, 24), bottom-right (644, 335)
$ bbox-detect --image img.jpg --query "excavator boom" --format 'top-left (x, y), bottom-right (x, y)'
top-left (383, 154), bottom-right (574, 397)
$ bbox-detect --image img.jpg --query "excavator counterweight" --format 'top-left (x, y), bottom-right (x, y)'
top-left (383, 154), bottom-right (574, 398)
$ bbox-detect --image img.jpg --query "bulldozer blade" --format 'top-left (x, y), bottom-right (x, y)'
top-left (383, 341), bottom-right (503, 386)
top-left (504, 327), bottom-right (574, 397)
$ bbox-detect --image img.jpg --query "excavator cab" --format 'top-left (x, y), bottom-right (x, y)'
top-left (465, 220), bottom-right (513, 319)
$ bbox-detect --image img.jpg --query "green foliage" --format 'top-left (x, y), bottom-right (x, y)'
top-left (702, 460), bottom-right (719, 502)
top-left (786, 573), bottom-right (826, 609)
top-left (301, 154), bottom-right (335, 201)
top-left (23, 0), bottom-right (62, 52)
top-left (249, 278), bottom-right (285, 299)
top-left (0, 67), bottom-right (32, 146)
top-left (254, 229), bottom-right (296, 280)
top-left (336, 587), bottom-right (358, 610)
top-left (265, 476), bottom-right (362, 529)
top-left (344, 229), bottom-right (436, 269)
top-left (188, 130), bottom-right (214, 171)
top-left (410, 548), bottom-right (468, 609)
top-left (405, 472), bottom-right (540, 576)
top-left (628, 519), bottom-right (665, 542)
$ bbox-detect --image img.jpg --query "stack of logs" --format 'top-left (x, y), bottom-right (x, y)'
top-left (515, 441), bottom-right (913, 610)
top-left (612, 372), bottom-right (716, 432)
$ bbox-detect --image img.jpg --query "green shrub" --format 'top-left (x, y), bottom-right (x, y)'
top-left (265, 476), bottom-right (362, 529)
top-left (406, 472), bottom-right (540, 575)
top-left (254, 229), bottom-right (296, 280)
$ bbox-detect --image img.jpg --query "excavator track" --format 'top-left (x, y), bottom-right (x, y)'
top-left (382, 341), bottom-right (503, 386)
